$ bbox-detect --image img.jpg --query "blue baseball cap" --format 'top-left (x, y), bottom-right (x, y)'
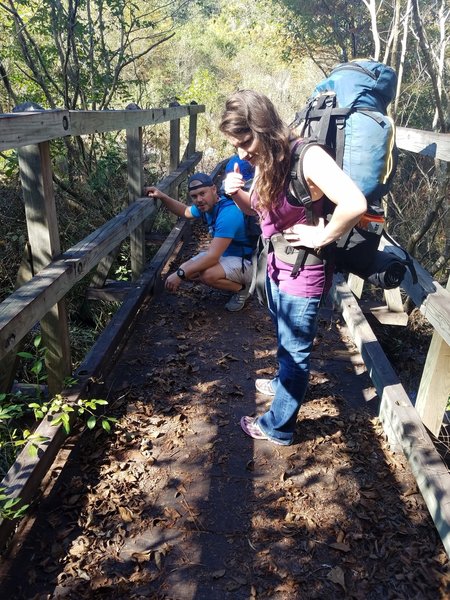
top-left (188, 173), bottom-right (214, 192)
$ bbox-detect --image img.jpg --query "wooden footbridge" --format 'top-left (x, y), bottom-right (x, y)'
top-left (0, 105), bottom-right (449, 597)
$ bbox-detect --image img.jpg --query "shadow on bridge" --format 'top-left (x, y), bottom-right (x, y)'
top-left (0, 251), bottom-right (448, 599)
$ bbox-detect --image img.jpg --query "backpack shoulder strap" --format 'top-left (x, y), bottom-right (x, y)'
top-left (287, 141), bottom-right (320, 224)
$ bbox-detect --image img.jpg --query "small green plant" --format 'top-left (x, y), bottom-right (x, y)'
top-left (0, 487), bottom-right (29, 520)
top-left (17, 334), bottom-right (47, 392)
top-left (28, 395), bottom-right (117, 434)
top-left (0, 341), bottom-right (118, 520)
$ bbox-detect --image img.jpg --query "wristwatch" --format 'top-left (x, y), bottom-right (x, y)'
top-left (176, 267), bottom-right (186, 280)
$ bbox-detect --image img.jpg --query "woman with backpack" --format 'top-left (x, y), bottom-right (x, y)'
top-left (219, 89), bottom-right (366, 446)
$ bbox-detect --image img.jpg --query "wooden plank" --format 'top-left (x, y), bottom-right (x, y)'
top-left (0, 218), bottom-right (191, 553)
top-left (415, 276), bottom-right (450, 437)
top-left (126, 115), bottom-right (145, 280)
top-left (169, 113), bottom-right (180, 199)
top-left (332, 275), bottom-right (450, 557)
top-left (0, 153), bottom-right (202, 361)
top-left (383, 287), bottom-right (404, 313)
top-left (379, 236), bottom-right (450, 346)
top-left (86, 280), bottom-right (134, 301)
top-left (0, 200), bottom-right (155, 360)
top-left (68, 105), bottom-right (205, 137)
top-left (18, 141), bottom-right (71, 395)
top-left (396, 127), bottom-right (450, 161)
top-left (89, 246), bottom-right (121, 289)
top-left (347, 273), bottom-right (364, 298)
top-left (0, 110), bottom-right (70, 151)
top-left (369, 305), bottom-right (409, 326)
top-left (187, 110), bottom-right (198, 157)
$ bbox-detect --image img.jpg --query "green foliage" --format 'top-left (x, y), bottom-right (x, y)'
top-left (87, 142), bottom-right (126, 195)
top-left (17, 334), bottom-right (47, 388)
top-left (0, 487), bottom-right (29, 521)
top-left (0, 151), bottom-right (19, 180)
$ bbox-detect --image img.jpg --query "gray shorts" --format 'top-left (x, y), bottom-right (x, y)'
top-left (192, 252), bottom-right (253, 286)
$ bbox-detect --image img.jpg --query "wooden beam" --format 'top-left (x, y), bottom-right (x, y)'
top-left (332, 275), bottom-right (450, 557)
top-left (379, 236), bottom-right (450, 346)
top-left (0, 218), bottom-right (191, 553)
top-left (18, 141), bottom-right (71, 395)
top-left (68, 105), bottom-right (205, 137)
top-left (0, 110), bottom-right (69, 151)
top-left (0, 105), bottom-right (205, 151)
top-left (169, 108), bottom-right (180, 199)
top-left (396, 127), bottom-right (450, 161)
top-left (415, 276), bottom-right (450, 437)
top-left (126, 106), bottom-right (145, 280)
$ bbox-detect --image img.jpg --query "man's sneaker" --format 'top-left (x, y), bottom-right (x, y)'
top-left (225, 282), bottom-right (251, 312)
top-left (255, 378), bottom-right (276, 396)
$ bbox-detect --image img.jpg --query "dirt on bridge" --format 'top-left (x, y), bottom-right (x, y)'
top-left (0, 228), bottom-right (449, 599)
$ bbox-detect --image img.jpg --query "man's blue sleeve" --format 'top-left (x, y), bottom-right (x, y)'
top-left (190, 205), bottom-right (201, 219)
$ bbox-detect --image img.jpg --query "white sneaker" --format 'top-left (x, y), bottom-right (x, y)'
top-left (225, 282), bottom-right (251, 312)
top-left (255, 378), bottom-right (276, 396)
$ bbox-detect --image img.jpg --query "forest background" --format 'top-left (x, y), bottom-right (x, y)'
top-left (0, 0), bottom-right (449, 364)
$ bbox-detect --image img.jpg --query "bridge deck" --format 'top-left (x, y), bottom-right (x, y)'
top-left (0, 239), bottom-right (448, 598)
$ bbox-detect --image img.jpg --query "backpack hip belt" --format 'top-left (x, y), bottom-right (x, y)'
top-left (270, 233), bottom-right (323, 277)
top-left (357, 212), bottom-right (385, 235)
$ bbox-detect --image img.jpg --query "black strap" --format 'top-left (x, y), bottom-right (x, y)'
top-left (381, 230), bottom-right (418, 284)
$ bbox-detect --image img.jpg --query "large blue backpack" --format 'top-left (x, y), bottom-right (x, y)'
top-left (289, 60), bottom-right (402, 278)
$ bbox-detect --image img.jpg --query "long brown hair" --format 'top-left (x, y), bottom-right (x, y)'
top-left (219, 90), bottom-right (292, 212)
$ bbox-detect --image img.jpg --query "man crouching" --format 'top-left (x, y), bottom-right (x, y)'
top-left (145, 170), bottom-right (254, 312)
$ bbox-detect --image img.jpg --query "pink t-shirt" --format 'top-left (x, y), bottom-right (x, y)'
top-left (256, 192), bottom-right (332, 298)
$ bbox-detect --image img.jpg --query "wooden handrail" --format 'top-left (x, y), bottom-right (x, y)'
top-left (396, 126), bottom-right (450, 161)
top-left (0, 104), bottom-right (205, 150)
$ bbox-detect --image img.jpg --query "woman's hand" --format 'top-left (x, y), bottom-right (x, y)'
top-left (223, 162), bottom-right (244, 196)
top-left (283, 218), bottom-right (326, 249)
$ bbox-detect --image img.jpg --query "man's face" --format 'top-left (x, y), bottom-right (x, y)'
top-left (189, 185), bottom-right (218, 212)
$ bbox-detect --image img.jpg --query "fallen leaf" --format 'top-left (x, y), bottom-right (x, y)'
top-left (211, 569), bottom-right (226, 579)
top-left (327, 566), bottom-right (346, 590)
top-left (118, 506), bottom-right (134, 522)
top-left (329, 542), bottom-right (351, 553)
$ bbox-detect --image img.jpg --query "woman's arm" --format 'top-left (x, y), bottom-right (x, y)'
top-left (285, 145), bottom-right (367, 250)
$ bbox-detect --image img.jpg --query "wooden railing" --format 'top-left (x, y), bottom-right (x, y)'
top-left (333, 125), bottom-right (450, 555)
top-left (0, 113), bottom-right (449, 554)
top-left (0, 103), bottom-right (204, 548)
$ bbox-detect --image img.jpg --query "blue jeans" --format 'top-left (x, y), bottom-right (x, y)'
top-left (257, 279), bottom-right (321, 445)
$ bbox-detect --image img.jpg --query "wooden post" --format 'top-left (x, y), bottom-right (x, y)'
top-left (16, 109), bottom-right (72, 396)
top-left (415, 275), bottom-right (450, 436)
top-left (169, 101), bottom-right (181, 199)
top-left (187, 102), bottom-right (198, 157)
top-left (0, 244), bottom-right (33, 393)
top-left (126, 103), bottom-right (146, 280)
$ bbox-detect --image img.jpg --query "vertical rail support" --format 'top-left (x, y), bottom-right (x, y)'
top-left (169, 101), bottom-right (181, 199)
top-left (16, 114), bottom-right (72, 396)
top-left (415, 275), bottom-right (450, 436)
top-left (126, 103), bottom-right (146, 280)
top-left (187, 102), bottom-right (198, 158)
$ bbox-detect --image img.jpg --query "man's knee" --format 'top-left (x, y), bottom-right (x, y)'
top-left (199, 270), bottom-right (218, 286)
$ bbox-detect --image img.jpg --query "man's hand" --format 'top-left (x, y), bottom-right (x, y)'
top-left (144, 186), bottom-right (163, 200)
top-left (165, 272), bottom-right (182, 292)
top-left (224, 162), bottom-right (244, 196)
